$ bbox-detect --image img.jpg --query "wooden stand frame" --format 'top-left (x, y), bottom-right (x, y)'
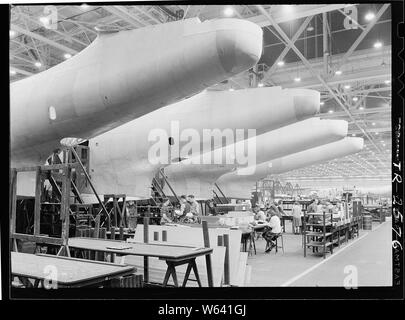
top-left (10, 164), bottom-right (78, 256)
top-left (103, 194), bottom-right (127, 238)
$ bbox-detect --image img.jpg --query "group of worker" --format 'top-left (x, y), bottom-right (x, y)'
top-left (307, 199), bottom-right (345, 219)
top-left (250, 203), bottom-right (284, 253)
top-left (160, 195), bottom-right (201, 224)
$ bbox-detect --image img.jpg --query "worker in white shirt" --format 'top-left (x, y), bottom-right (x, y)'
top-left (253, 205), bottom-right (266, 222)
top-left (263, 210), bottom-right (282, 253)
top-left (187, 195), bottom-right (200, 222)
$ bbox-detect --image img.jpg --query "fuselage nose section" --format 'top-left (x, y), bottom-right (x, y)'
top-left (213, 19), bottom-right (263, 74)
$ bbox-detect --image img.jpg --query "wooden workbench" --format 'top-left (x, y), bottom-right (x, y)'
top-left (68, 237), bottom-right (213, 287)
top-left (11, 252), bottom-right (135, 288)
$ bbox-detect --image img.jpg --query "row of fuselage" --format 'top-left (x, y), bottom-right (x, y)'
top-left (11, 18), bottom-right (364, 200)
top-left (80, 87), bottom-right (363, 201)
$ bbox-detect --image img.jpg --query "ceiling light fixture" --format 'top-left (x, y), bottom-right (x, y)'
top-left (64, 53), bottom-right (72, 59)
top-left (294, 77), bottom-right (301, 82)
top-left (374, 41), bottom-right (383, 49)
top-left (328, 110), bottom-right (334, 114)
top-left (365, 12), bottom-right (375, 21)
top-left (258, 82), bottom-right (264, 87)
top-left (34, 61), bottom-right (42, 68)
top-left (344, 85), bottom-right (351, 89)
top-left (277, 60), bottom-right (285, 67)
top-left (306, 25), bottom-right (314, 32)
top-left (224, 7), bottom-right (234, 17)
top-left (320, 102), bottom-right (325, 106)
top-left (9, 30), bottom-right (16, 38)
top-left (229, 88), bottom-right (235, 91)
top-left (352, 97), bottom-right (358, 102)
top-left (384, 80), bottom-right (391, 84)
top-left (10, 69), bottom-right (16, 75)
top-left (359, 106), bottom-right (364, 110)
top-left (39, 16), bottom-right (50, 25)
top-left (80, 3), bottom-right (90, 9)
top-left (372, 122), bottom-right (376, 126)
top-left (335, 70), bottom-right (342, 76)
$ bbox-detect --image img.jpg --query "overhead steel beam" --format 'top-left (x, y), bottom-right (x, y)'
top-left (262, 46), bottom-right (391, 74)
top-left (334, 89), bottom-right (386, 165)
top-left (132, 6), bottom-right (162, 24)
top-left (255, 5), bottom-right (383, 155)
top-left (10, 67), bottom-right (34, 76)
top-left (336, 4), bottom-right (390, 71)
top-left (103, 6), bottom-right (146, 28)
top-left (322, 86), bottom-right (391, 98)
top-left (17, 11), bottom-right (88, 48)
top-left (350, 127), bottom-right (392, 134)
top-left (322, 12), bottom-right (329, 76)
top-left (278, 66), bottom-right (391, 89)
top-left (247, 4), bottom-right (350, 28)
top-left (263, 19), bottom-right (391, 48)
top-left (10, 23), bottom-right (78, 55)
top-left (338, 8), bottom-right (365, 30)
top-left (263, 15), bottom-right (313, 84)
top-left (116, 5), bottom-right (150, 26)
top-left (320, 106), bottom-right (391, 118)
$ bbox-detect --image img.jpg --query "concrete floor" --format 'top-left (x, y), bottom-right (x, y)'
top-left (247, 219), bottom-right (392, 287)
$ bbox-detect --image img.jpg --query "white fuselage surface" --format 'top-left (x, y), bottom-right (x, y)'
top-left (84, 88), bottom-right (320, 199)
top-left (215, 137), bottom-right (365, 199)
top-left (11, 18), bottom-right (263, 168)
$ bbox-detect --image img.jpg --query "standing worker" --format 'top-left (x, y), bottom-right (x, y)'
top-left (291, 201), bottom-right (302, 234)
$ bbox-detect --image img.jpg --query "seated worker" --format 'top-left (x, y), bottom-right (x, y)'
top-left (174, 195), bottom-right (191, 221)
top-left (207, 200), bottom-right (216, 216)
top-left (266, 203), bottom-right (279, 221)
top-left (277, 200), bottom-right (285, 217)
top-left (267, 201), bottom-right (281, 220)
top-left (187, 195), bottom-right (200, 222)
top-left (263, 210), bottom-right (282, 253)
top-left (253, 205), bottom-right (267, 222)
top-left (160, 199), bottom-right (172, 225)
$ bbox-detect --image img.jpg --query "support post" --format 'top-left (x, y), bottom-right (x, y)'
top-left (33, 166), bottom-right (42, 236)
top-left (202, 221), bottom-right (214, 287)
top-left (322, 12), bottom-right (328, 76)
top-left (59, 165), bottom-right (71, 256)
top-left (223, 234), bottom-right (230, 285)
top-left (10, 169), bottom-right (17, 235)
top-left (143, 217), bottom-right (149, 283)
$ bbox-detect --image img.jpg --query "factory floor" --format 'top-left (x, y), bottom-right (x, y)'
top-left (247, 219), bottom-right (392, 287)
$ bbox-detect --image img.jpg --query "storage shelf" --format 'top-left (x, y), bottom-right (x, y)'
top-left (303, 211), bottom-right (334, 259)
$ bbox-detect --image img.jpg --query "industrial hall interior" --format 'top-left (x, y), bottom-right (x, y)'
top-left (8, 3), bottom-right (393, 290)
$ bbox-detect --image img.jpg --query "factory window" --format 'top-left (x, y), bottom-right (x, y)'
top-left (168, 137), bottom-right (175, 145)
top-left (48, 106), bottom-right (56, 120)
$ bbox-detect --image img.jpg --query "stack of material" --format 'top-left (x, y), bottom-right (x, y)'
top-left (125, 224), bottom-right (250, 287)
top-left (218, 211), bottom-right (255, 227)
